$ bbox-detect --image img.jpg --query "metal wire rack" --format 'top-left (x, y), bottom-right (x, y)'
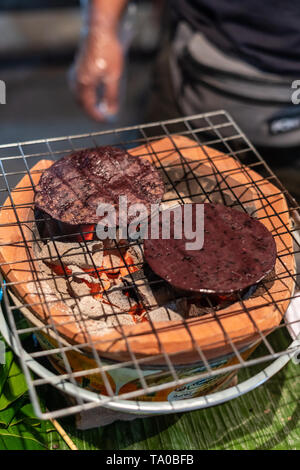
top-left (0, 111), bottom-right (299, 420)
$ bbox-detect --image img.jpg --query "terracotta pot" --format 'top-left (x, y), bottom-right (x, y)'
top-left (0, 136), bottom-right (295, 370)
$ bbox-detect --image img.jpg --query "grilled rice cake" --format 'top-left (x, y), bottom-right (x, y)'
top-left (35, 146), bottom-right (165, 225)
top-left (144, 203), bottom-right (277, 294)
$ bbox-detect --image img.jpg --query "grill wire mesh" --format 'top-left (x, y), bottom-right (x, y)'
top-left (0, 111), bottom-right (299, 420)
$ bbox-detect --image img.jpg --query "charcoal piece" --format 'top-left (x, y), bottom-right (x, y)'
top-left (147, 304), bottom-right (184, 322)
top-left (104, 283), bottom-right (136, 311)
top-left (122, 267), bottom-right (147, 285)
top-left (127, 243), bottom-right (144, 266)
top-left (68, 265), bottom-right (96, 284)
top-left (69, 278), bottom-right (91, 298)
top-left (144, 202), bottom-right (277, 294)
top-left (122, 263), bottom-right (166, 287)
top-left (105, 313), bottom-right (135, 327)
top-left (122, 263), bottom-right (177, 308)
top-left (84, 313), bottom-right (134, 336)
top-left (35, 146), bottom-right (165, 225)
top-left (73, 295), bottom-right (134, 320)
top-left (130, 279), bottom-right (159, 310)
top-left (102, 253), bottom-right (122, 271)
top-left (39, 240), bottom-right (104, 268)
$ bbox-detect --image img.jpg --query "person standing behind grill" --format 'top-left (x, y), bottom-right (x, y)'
top-left (70, 0), bottom-right (300, 153)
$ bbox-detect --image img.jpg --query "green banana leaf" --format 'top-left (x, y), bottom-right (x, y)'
top-left (0, 423), bottom-right (49, 450)
top-left (0, 356), bottom-right (28, 412)
top-left (0, 336), bottom-right (56, 450)
top-left (0, 349), bottom-right (14, 395)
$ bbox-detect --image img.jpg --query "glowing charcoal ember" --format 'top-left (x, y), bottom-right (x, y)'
top-left (128, 303), bottom-right (147, 323)
top-left (76, 224), bottom-right (95, 242)
top-left (46, 262), bottom-right (110, 298)
top-left (45, 262), bottom-right (72, 276)
top-left (68, 265), bottom-right (110, 296)
top-left (101, 252), bottom-right (139, 278)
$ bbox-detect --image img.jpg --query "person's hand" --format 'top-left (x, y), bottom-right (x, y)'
top-left (69, 29), bottom-right (124, 121)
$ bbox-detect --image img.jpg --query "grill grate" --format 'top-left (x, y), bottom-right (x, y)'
top-left (0, 111), bottom-right (299, 420)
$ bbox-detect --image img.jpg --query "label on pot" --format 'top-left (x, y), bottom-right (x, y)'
top-left (34, 329), bottom-right (258, 402)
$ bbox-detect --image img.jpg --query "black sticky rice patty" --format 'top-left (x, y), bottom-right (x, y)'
top-left (144, 203), bottom-right (277, 294)
top-left (34, 146), bottom-right (165, 225)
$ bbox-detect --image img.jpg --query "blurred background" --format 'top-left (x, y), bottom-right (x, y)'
top-left (0, 0), bottom-right (159, 141)
top-left (0, 0), bottom-right (299, 202)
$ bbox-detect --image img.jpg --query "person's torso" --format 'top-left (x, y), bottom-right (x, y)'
top-left (171, 0), bottom-right (300, 76)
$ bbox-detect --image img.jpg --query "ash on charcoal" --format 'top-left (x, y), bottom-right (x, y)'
top-left (68, 265), bottom-right (95, 283)
top-left (74, 293), bottom-right (133, 319)
top-left (175, 295), bottom-right (220, 317)
top-left (27, 276), bottom-right (60, 304)
top-left (40, 262), bottom-right (104, 301)
top-left (69, 278), bottom-right (91, 299)
top-left (39, 260), bottom-right (72, 300)
top-left (105, 313), bottom-right (135, 327)
top-left (147, 304), bottom-right (184, 322)
top-left (122, 263), bottom-right (166, 287)
top-left (122, 267), bottom-right (148, 285)
top-left (130, 279), bottom-right (177, 310)
top-left (122, 264), bottom-right (179, 309)
top-left (127, 243), bottom-right (144, 265)
top-left (37, 255), bottom-right (96, 307)
top-left (176, 294), bottom-right (242, 317)
top-left (102, 253), bottom-right (122, 271)
top-left (103, 283), bottom-right (136, 311)
top-left (73, 295), bottom-right (135, 324)
top-left (39, 240), bottom-right (104, 268)
top-left (73, 296), bottom-right (118, 319)
top-left (101, 242), bottom-right (143, 273)
top-left (68, 265), bottom-right (110, 291)
top-left (83, 313), bottom-right (134, 335)
top-left (145, 298), bottom-right (211, 321)
top-left (182, 299), bottom-right (215, 317)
